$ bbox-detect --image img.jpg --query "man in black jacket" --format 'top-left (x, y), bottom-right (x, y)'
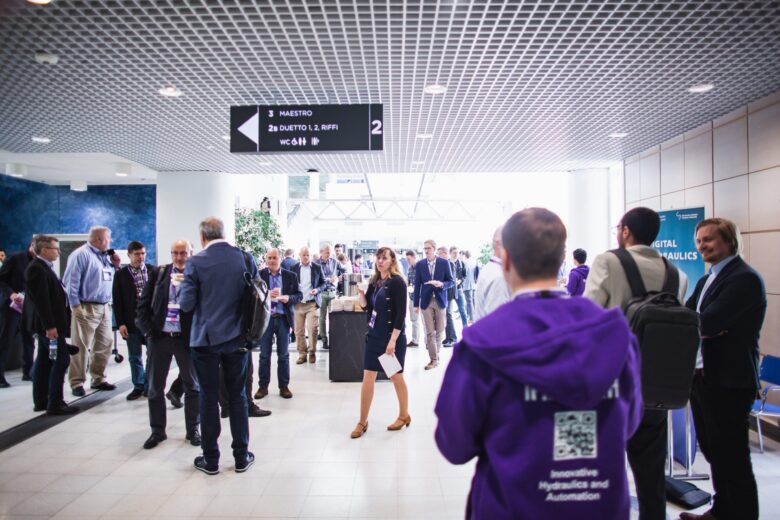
top-left (135, 239), bottom-right (200, 450)
top-left (255, 248), bottom-right (301, 400)
top-left (0, 238), bottom-right (36, 386)
top-left (113, 240), bottom-right (154, 400)
top-left (23, 236), bottom-right (78, 415)
top-left (681, 218), bottom-right (766, 520)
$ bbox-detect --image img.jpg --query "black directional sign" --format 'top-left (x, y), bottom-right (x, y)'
top-left (230, 104), bottom-right (383, 153)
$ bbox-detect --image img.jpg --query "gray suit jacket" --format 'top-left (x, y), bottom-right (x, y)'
top-left (584, 245), bottom-right (687, 309)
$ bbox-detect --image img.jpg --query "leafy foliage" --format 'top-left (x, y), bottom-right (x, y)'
top-left (235, 207), bottom-right (282, 259)
top-left (478, 241), bottom-right (493, 266)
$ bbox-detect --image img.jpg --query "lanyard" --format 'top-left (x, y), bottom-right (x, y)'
top-left (372, 278), bottom-right (388, 308)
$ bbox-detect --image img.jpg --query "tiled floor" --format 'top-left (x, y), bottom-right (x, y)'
top-left (1, 339), bottom-right (779, 519)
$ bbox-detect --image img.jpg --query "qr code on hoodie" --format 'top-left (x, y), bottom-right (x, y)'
top-left (553, 411), bottom-right (597, 461)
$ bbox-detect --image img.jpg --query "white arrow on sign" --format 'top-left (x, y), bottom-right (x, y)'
top-left (238, 111), bottom-right (260, 145)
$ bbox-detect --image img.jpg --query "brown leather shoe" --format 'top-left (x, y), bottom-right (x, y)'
top-left (254, 387), bottom-right (268, 399)
top-left (387, 415), bottom-right (411, 431)
top-left (279, 386), bottom-right (293, 399)
top-left (296, 355), bottom-right (306, 365)
top-left (350, 421), bottom-right (368, 439)
top-left (679, 509), bottom-right (718, 520)
top-left (308, 353), bottom-right (316, 363)
top-left (424, 361), bottom-right (439, 370)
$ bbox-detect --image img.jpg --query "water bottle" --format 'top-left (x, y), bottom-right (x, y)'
top-left (48, 337), bottom-right (58, 361)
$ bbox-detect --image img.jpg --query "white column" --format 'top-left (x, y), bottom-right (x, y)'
top-left (156, 171), bottom-right (235, 260)
top-left (567, 168), bottom-right (612, 261)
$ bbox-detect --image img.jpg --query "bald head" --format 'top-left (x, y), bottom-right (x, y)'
top-left (299, 246), bottom-right (311, 265)
top-left (170, 239), bottom-right (192, 268)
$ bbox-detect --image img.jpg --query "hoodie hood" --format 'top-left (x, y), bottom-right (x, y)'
top-left (462, 296), bottom-right (631, 409)
top-left (573, 264), bottom-right (590, 277)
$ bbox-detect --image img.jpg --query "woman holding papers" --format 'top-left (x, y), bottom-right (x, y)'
top-left (352, 246), bottom-right (409, 439)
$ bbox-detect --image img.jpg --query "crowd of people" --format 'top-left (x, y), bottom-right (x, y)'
top-left (0, 207), bottom-right (767, 519)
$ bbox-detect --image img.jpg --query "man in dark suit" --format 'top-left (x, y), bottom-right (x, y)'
top-left (681, 218), bottom-right (766, 520)
top-left (290, 246), bottom-right (327, 364)
top-left (113, 240), bottom-right (154, 400)
top-left (255, 248), bottom-right (302, 399)
top-left (0, 238), bottom-right (36, 386)
top-left (179, 217), bottom-right (257, 475)
top-left (413, 239), bottom-right (454, 370)
top-left (136, 239), bottom-right (200, 450)
top-left (23, 235), bottom-right (78, 415)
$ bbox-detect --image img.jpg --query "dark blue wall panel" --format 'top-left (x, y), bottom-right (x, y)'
top-left (0, 176), bottom-right (156, 263)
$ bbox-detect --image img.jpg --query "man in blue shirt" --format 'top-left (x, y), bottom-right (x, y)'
top-left (317, 243), bottom-right (346, 349)
top-left (63, 226), bottom-right (121, 397)
top-left (256, 248), bottom-right (301, 400)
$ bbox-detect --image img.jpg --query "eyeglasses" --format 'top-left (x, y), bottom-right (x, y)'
top-left (170, 251), bottom-right (189, 256)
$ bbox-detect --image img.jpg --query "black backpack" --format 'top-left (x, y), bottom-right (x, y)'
top-left (241, 252), bottom-right (270, 342)
top-left (611, 249), bottom-right (700, 410)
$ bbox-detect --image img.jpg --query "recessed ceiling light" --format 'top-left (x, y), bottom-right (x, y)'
top-left (114, 162), bottom-right (131, 177)
top-left (608, 132), bottom-right (628, 139)
top-left (6, 163), bottom-right (27, 177)
top-left (34, 50), bottom-right (58, 65)
top-left (416, 133), bottom-right (433, 139)
top-left (31, 135), bottom-right (51, 143)
top-left (70, 180), bottom-right (87, 192)
top-left (258, 162), bottom-right (272, 166)
top-left (207, 145), bottom-right (216, 150)
top-left (8, 173), bottom-right (24, 178)
top-left (688, 83), bottom-right (714, 94)
top-left (158, 86), bottom-right (183, 97)
top-left (424, 84), bottom-right (447, 95)
top-left (27, 0), bottom-right (53, 4)
top-left (222, 135), bottom-right (231, 141)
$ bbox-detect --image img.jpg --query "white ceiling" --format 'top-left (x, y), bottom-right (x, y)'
top-left (0, 0), bottom-right (778, 178)
top-left (0, 151), bottom-right (157, 185)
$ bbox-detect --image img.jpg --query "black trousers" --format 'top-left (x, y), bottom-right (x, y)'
top-left (31, 335), bottom-right (70, 410)
top-left (220, 353), bottom-right (254, 408)
top-left (627, 408), bottom-right (668, 520)
top-left (444, 298), bottom-right (457, 343)
top-left (690, 374), bottom-right (758, 520)
top-left (147, 335), bottom-right (199, 436)
top-left (0, 306), bottom-right (35, 378)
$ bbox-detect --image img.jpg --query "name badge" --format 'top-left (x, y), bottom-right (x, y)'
top-left (166, 303), bottom-right (180, 323)
top-left (368, 310), bottom-right (377, 329)
top-left (102, 269), bottom-right (113, 281)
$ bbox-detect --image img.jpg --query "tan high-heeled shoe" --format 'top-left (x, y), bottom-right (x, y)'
top-left (387, 415), bottom-right (411, 431)
top-left (350, 421), bottom-right (368, 439)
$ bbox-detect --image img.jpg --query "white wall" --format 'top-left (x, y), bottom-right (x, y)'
top-left (156, 171), bottom-right (235, 261)
top-left (625, 90), bottom-right (780, 357)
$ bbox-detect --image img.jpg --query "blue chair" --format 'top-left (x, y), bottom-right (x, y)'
top-left (751, 354), bottom-right (780, 453)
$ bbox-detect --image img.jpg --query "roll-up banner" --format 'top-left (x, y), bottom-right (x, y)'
top-left (654, 207), bottom-right (706, 301)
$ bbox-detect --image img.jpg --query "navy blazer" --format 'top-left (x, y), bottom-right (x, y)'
top-left (685, 256), bottom-right (766, 390)
top-left (413, 256), bottom-right (455, 310)
top-left (289, 262), bottom-right (328, 307)
top-left (179, 242), bottom-right (258, 347)
top-left (23, 258), bottom-right (71, 337)
top-left (259, 267), bottom-right (302, 326)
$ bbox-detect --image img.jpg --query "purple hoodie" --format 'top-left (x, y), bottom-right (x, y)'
top-left (566, 264), bottom-right (590, 296)
top-left (435, 295), bottom-right (642, 520)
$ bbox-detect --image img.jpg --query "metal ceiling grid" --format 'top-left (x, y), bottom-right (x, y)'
top-left (0, 0), bottom-right (778, 175)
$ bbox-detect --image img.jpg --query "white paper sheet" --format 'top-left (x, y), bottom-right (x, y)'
top-left (378, 353), bottom-right (402, 378)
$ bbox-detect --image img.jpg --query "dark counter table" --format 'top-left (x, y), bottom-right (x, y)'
top-left (328, 311), bottom-right (387, 382)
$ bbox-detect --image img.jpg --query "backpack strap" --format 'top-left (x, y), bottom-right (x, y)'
top-left (610, 249), bottom-right (647, 298)
top-left (660, 257), bottom-right (680, 296)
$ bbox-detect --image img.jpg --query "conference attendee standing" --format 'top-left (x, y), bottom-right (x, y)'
top-left (413, 240), bottom-right (454, 370)
top-left (0, 239), bottom-right (36, 387)
top-left (255, 248), bottom-right (301, 400)
top-left (352, 246), bottom-right (409, 439)
top-left (135, 240), bottom-right (200, 450)
top-left (566, 248), bottom-right (590, 297)
top-left (23, 236), bottom-right (79, 415)
top-left (439, 247), bottom-right (458, 346)
top-left (680, 218), bottom-right (765, 520)
top-left (403, 250), bottom-right (420, 347)
top-left (63, 226), bottom-right (120, 396)
top-left (435, 208), bottom-right (642, 519)
top-left (290, 247), bottom-right (327, 364)
top-left (179, 217), bottom-right (256, 475)
top-left (280, 248), bottom-right (298, 271)
top-left (473, 227), bottom-right (511, 321)
top-left (316, 244), bottom-right (346, 349)
top-left (584, 207), bottom-right (687, 520)
top-left (462, 250), bottom-right (478, 325)
top-left (449, 246), bottom-right (469, 328)
top-left (112, 240), bottom-right (153, 400)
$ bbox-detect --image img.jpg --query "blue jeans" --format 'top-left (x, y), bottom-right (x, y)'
top-left (258, 315), bottom-right (291, 389)
top-left (454, 288), bottom-right (469, 327)
top-left (126, 332), bottom-right (147, 392)
top-left (191, 338), bottom-right (249, 467)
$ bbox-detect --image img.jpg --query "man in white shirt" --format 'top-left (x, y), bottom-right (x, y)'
top-left (474, 226), bottom-right (511, 321)
top-left (290, 247), bottom-right (327, 364)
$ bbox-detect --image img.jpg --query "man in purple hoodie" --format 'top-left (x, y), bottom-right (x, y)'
top-left (435, 208), bottom-right (643, 520)
top-left (566, 248), bottom-right (590, 296)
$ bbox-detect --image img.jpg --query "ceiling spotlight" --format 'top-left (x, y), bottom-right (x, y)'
top-left (158, 86), bottom-right (183, 97)
top-left (424, 84), bottom-right (447, 95)
top-left (27, 0), bottom-right (53, 4)
top-left (207, 145), bottom-right (216, 150)
top-left (416, 133), bottom-right (433, 139)
top-left (34, 50), bottom-right (59, 65)
top-left (70, 180), bottom-right (87, 192)
top-left (114, 162), bottom-right (131, 177)
top-left (222, 135), bottom-right (231, 141)
top-left (31, 135), bottom-right (51, 143)
top-left (688, 83), bottom-right (714, 94)
top-left (608, 132), bottom-right (628, 139)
